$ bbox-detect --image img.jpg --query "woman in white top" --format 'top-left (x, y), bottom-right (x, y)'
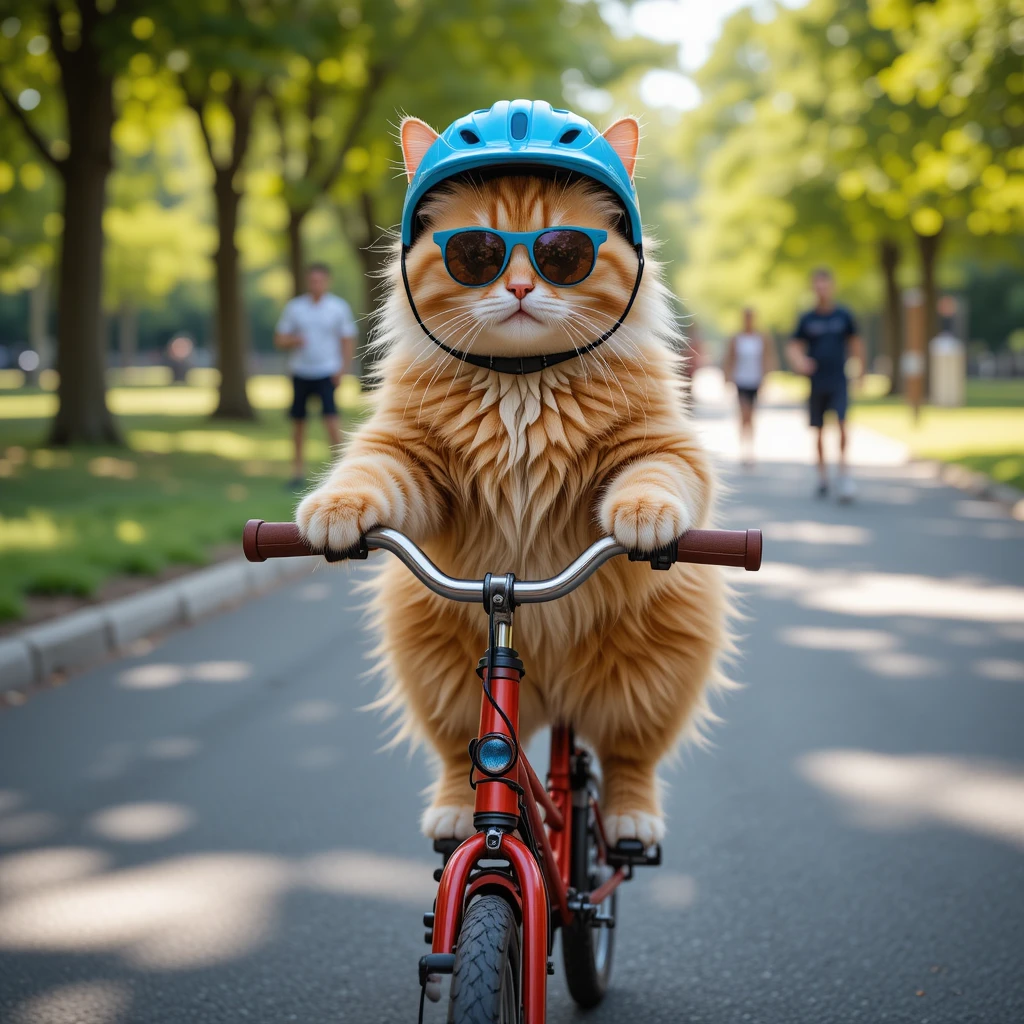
top-left (723, 307), bottom-right (777, 467)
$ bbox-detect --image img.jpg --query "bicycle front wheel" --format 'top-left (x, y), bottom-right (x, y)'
top-left (447, 894), bottom-right (522, 1024)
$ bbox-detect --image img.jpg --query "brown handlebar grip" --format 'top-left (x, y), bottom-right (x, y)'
top-left (242, 519), bottom-right (315, 561)
top-left (676, 528), bottom-right (762, 571)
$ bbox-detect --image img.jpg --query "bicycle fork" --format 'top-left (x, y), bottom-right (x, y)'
top-left (427, 576), bottom-right (551, 1022)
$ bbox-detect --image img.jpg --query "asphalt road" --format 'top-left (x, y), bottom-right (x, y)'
top-left (1, 400), bottom-right (1023, 1024)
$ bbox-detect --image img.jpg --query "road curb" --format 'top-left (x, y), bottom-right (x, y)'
top-left (0, 556), bottom-right (312, 694)
top-left (920, 459), bottom-right (1024, 520)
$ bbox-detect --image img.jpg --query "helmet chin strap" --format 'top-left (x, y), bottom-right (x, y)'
top-left (400, 244), bottom-right (645, 376)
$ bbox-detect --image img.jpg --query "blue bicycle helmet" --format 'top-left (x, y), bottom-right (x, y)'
top-left (399, 99), bottom-right (645, 375)
top-left (402, 99), bottom-right (642, 246)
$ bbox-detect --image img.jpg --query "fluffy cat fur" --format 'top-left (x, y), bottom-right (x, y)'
top-left (296, 114), bottom-right (730, 846)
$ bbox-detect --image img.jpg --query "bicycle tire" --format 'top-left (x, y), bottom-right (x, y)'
top-left (447, 894), bottom-right (522, 1024)
top-left (561, 800), bottom-right (616, 1008)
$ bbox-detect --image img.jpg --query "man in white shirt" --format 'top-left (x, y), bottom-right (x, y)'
top-left (274, 263), bottom-right (357, 486)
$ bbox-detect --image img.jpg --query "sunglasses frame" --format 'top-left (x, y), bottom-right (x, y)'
top-left (432, 226), bottom-right (609, 288)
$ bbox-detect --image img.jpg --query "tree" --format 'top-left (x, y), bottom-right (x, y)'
top-left (869, 0), bottom-right (1024, 344)
top-left (162, 0), bottom-right (315, 418)
top-left (0, 97), bottom-right (60, 368)
top-left (103, 51), bottom-right (215, 363)
top-left (268, 0), bottom-right (400, 297)
top-left (674, 5), bottom-right (882, 336)
top-left (0, 1), bottom-right (148, 444)
top-left (671, 0), bottom-right (1024, 386)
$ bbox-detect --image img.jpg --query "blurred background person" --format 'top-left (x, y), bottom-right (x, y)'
top-left (274, 263), bottom-right (357, 489)
top-left (723, 307), bottom-right (777, 468)
top-left (787, 268), bottom-right (864, 502)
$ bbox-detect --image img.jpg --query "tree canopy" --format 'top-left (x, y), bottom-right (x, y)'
top-left (1, 0), bottom-right (1021, 443)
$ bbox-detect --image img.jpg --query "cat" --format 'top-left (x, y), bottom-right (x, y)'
top-left (296, 114), bottom-right (730, 846)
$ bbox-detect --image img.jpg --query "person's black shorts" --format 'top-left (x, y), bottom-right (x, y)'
top-left (737, 386), bottom-right (759, 406)
top-left (809, 380), bottom-right (848, 428)
top-left (289, 375), bottom-right (337, 421)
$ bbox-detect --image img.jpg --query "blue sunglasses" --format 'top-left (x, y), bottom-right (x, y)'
top-left (432, 226), bottom-right (609, 288)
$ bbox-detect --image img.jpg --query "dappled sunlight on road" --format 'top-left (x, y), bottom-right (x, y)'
top-left (295, 581), bottom-right (333, 601)
top-left (0, 852), bottom-right (289, 969)
top-left (763, 521), bottom-right (872, 546)
top-left (975, 659), bottom-right (1024, 682)
top-left (145, 736), bottom-right (201, 760)
top-left (117, 660), bottom-right (253, 689)
top-left (301, 850), bottom-right (437, 904)
top-left (0, 848), bottom-right (109, 897)
top-left (88, 803), bottom-right (195, 843)
top-left (798, 751), bottom-right (1024, 852)
top-left (780, 626), bottom-right (895, 652)
top-left (642, 870), bottom-right (697, 911)
top-left (752, 562), bottom-right (1024, 623)
top-left (858, 651), bottom-right (943, 678)
top-left (288, 699), bottom-right (340, 723)
top-left (0, 845), bottom-right (438, 971)
top-left (780, 625), bottom-right (944, 677)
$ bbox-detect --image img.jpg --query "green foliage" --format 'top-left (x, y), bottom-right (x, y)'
top-left (1, 0), bottom-right (670, 372)
top-left (675, 0), bottom-right (1024, 338)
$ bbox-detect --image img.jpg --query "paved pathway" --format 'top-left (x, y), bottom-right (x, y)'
top-left (1, 389), bottom-right (1022, 1023)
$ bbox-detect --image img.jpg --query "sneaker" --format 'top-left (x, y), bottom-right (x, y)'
top-left (815, 480), bottom-right (829, 499)
top-left (838, 475), bottom-right (857, 503)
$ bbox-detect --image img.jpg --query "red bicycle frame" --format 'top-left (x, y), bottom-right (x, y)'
top-left (429, 623), bottom-right (622, 1024)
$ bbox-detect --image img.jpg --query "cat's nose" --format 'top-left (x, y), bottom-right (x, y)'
top-left (507, 281), bottom-right (534, 301)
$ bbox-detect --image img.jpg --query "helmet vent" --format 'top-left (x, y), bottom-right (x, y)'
top-left (559, 128), bottom-right (581, 144)
top-left (510, 112), bottom-right (528, 140)
top-left (459, 129), bottom-right (481, 144)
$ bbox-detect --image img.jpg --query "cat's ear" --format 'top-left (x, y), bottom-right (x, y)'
top-left (400, 117), bottom-right (439, 182)
top-left (602, 117), bottom-right (640, 178)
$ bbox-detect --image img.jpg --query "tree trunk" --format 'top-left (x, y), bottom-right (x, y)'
top-left (915, 228), bottom-right (943, 398)
top-left (49, 147), bottom-right (120, 444)
top-left (287, 207), bottom-right (307, 297)
top-left (879, 237), bottom-right (902, 395)
top-left (211, 172), bottom-right (254, 419)
top-left (28, 274), bottom-right (52, 374)
top-left (47, 31), bottom-right (120, 445)
top-left (118, 301), bottom-right (137, 368)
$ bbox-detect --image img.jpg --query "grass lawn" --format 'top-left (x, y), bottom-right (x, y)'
top-left (849, 378), bottom-right (1024, 492)
top-left (767, 373), bottom-right (1024, 492)
top-left (0, 375), bottom-right (363, 624)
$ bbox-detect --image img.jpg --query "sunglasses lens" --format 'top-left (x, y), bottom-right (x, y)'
top-left (444, 231), bottom-right (506, 286)
top-left (533, 229), bottom-right (596, 285)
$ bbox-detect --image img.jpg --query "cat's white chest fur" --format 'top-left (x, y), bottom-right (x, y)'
top-left (472, 369), bottom-right (544, 468)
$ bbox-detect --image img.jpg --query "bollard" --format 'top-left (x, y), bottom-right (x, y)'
top-left (929, 332), bottom-right (965, 407)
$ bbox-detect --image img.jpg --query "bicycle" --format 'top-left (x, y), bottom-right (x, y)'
top-left (243, 518), bottom-right (762, 1023)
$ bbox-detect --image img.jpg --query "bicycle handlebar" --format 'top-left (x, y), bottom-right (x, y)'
top-left (243, 520), bottom-right (761, 605)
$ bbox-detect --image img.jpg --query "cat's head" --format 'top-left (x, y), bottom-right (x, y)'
top-left (395, 116), bottom-right (646, 365)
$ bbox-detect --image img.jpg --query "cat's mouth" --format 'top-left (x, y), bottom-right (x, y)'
top-left (501, 309), bottom-right (542, 325)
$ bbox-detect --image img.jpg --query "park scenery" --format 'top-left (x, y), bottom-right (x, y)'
top-left (0, 2), bottom-right (1023, 1023)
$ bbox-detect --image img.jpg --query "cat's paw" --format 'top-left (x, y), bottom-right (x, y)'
top-left (601, 484), bottom-right (691, 553)
top-left (421, 804), bottom-right (475, 841)
top-left (603, 810), bottom-right (665, 848)
top-left (296, 477), bottom-right (397, 552)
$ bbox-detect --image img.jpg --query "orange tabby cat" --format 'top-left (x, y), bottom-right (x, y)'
top-left (296, 115), bottom-right (729, 846)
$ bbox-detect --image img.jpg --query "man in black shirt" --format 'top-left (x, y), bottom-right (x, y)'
top-left (787, 268), bottom-right (864, 501)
